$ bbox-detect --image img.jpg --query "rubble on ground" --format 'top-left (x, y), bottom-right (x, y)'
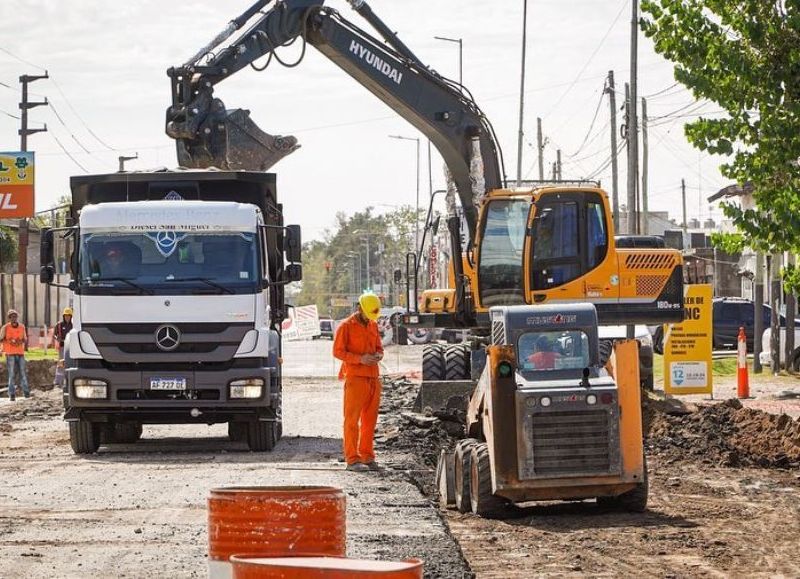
top-left (646, 398), bottom-right (800, 469)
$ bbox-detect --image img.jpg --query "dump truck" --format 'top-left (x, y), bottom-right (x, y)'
top-left (39, 170), bottom-right (301, 454)
top-left (436, 303), bottom-right (647, 518)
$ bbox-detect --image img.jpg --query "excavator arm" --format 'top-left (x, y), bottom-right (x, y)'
top-left (165, 0), bottom-right (505, 241)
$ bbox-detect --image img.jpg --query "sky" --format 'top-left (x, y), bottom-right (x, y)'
top-left (0, 0), bottom-right (730, 240)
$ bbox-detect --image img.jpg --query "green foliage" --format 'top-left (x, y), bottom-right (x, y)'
top-left (293, 206), bottom-right (422, 318)
top-left (0, 225), bottom-right (18, 269)
top-left (641, 1), bottom-right (800, 289)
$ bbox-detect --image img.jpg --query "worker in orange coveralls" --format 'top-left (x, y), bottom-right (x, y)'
top-left (333, 292), bottom-right (384, 472)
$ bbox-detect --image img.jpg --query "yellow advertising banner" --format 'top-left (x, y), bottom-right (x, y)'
top-left (664, 284), bottom-right (713, 396)
top-left (0, 152), bottom-right (35, 218)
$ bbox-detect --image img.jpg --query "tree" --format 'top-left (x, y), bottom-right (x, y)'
top-left (641, 1), bottom-right (800, 289)
top-left (0, 225), bottom-right (18, 271)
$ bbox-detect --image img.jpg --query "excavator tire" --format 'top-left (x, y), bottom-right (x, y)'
top-left (598, 455), bottom-right (649, 512)
top-left (469, 443), bottom-right (509, 518)
top-left (454, 438), bottom-right (479, 513)
top-left (422, 344), bottom-right (446, 381)
top-left (445, 344), bottom-right (471, 381)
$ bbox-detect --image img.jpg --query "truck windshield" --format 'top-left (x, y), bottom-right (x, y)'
top-left (478, 199), bottom-right (530, 306)
top-left (517, 330), bottom-right (590, 373)
top-left (78, 232), bottom-right (260, 295)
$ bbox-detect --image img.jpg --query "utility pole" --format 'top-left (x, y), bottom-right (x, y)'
top-left (536, 117), bottom-right (544, 180)
top-left (770, 254), bottom-right (781, 375)
top-left (18, 72), bottom-right (49, 276)
top-left (627, 0), bottom-right (639, 236)
top-left (556, 149), bottom-right (562, 180)
top-left (641, 97), bottom-right (649, 235)
top-left (606, 71), bottom-right (620, 230)
top-left (515, 0), bottom-right (529, 186)
top-left (786, 254), bottom-right (796, 373)
top-left (681, 179), bottom-right (688, 230)
top-left (118, 153), bottom-right (138, 172)
top-left (754, 252), bottom-right (764, 373)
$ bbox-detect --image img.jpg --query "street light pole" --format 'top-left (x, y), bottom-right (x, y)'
top-left (516, 0), bottom-right (529, 186)
top-left (388, 135), bottom-right (421, 251)
top-left (434, 36), bottom-right (463, 86)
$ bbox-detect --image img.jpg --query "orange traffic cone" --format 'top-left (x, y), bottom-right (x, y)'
top-left (737, 326), bottom-right (750, 399)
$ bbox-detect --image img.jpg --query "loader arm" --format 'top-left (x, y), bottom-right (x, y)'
top-left (165, 0), bottom-right (504, 243)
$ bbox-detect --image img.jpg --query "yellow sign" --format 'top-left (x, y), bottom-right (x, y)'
top-left (664, 284), bottom-right (713, 396)
top-left (0, 152), bottom-right (35, 217)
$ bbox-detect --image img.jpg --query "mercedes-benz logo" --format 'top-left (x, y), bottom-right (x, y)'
top-left (155, 324), bottom-right (181, 352)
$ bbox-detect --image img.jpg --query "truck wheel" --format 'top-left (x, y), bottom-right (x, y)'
top-left (69, 420), bottom-right (101, 454)
top-left (469, 443), bottom-right (508, 518)
top-left (228, 422), bottom-right (247, 442)
top-left (422, 344), bottom-right (445, 381)
top-left (454, 438), bottom-right (478, 513)
top-left (112, 423), bottom-right (143, 444)
top-left (598, 456), bottom-right (649, 512)
top-left (246, 421), bottom-right (277, 452)
top-left (445, 344), bottom-right (471, 380)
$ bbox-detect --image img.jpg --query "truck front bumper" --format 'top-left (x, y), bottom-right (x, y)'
top-left (64, 366), bottom-right (278, 424)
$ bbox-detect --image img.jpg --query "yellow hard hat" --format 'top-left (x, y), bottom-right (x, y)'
top-left (63, 307), bottom-right (74, 317)
top-left (358, 292), bottom-right (381, 321)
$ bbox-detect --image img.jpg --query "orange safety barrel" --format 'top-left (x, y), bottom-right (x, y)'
top-left (230, 556), bottom-right (424, 579)
top-left (208, 486), bottom-right (346, 569)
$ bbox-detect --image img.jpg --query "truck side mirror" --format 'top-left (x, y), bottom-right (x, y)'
top-left (40, 228), bottom-right (55, 284)
top-left (285, 224), bottom-right (302, 263)
top-left (285, 263), bottom-right (302, 282)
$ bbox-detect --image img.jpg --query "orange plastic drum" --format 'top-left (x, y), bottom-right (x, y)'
top-left (208, 486), bottom-right (347, 564)
top-left (230, 556), bottom-right (424, 579)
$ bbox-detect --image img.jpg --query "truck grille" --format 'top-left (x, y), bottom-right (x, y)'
top-left (531, 410), bottom-right (612, 476)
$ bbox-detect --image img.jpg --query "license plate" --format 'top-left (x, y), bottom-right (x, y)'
top-left (149, 377), bottom-right (187, 390)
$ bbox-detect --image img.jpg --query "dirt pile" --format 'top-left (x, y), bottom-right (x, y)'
top-left (0, 360), bottom-right (56, 390)
top-left (0, 388), bottom-right (63, 431)
top-left (647, 398), bottom-right (800, 469)
top-left (376, 377), bottom-right (462, 474)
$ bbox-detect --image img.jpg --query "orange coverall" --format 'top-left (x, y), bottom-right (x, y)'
top-left (333, 314), bottom-right (383, 465)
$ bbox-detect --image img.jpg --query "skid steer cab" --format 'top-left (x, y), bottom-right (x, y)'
top-left (436, 303), bottom-right (647, 518)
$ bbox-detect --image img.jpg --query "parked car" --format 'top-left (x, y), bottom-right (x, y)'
top-left (317, 318), bottom-right (334, 340)
top-left (759, 327), bottom-right (800, 370)
top-left (597, 324), bottom-right (654, 391)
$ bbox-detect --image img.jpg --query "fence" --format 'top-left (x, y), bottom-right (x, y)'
top-left (0, 274), bottom-right (72, 346)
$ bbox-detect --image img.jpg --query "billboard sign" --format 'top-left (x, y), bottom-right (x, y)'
top-left (0, 152), bottom-right (35, 218)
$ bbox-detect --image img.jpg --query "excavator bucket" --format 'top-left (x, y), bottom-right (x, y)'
top-left (176, 107), bottom-right (300, 171)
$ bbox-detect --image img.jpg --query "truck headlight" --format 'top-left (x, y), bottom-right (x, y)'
top-left (73, 378), bottom-right (107, 399)
top-left (229, 378), bottom-right (264, 399)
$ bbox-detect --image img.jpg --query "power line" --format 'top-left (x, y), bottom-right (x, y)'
top-left (0, 46), bottom-right (46, 71)
top-left (49, 77), bottom-right (116, 151)
top-left (642, 82), bottom-right (681, 99)
top-left (543, 0), bottom-right (628, 119)
top-left (48, 101), bottom-right (92, 154)
top-left (566, 88), bottom-right (606, 158)
top-left (49, 132), bottom-right (89, 173)
top-left (0, 109), bottom-right (21, 120)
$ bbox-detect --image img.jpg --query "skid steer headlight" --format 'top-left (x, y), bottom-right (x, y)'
top-left (73, 378), bottom-right (107, 399)
top-left (586, 394), bottom-right (598, 405)
top-left (497, 361), bottom-right (513, 378)
top-left (540, 396), bottom-right (552, 407)
top-left (229, 378), bottom-right (264, 399)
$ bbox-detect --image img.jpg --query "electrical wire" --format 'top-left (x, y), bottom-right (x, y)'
top-left (48, 101), bottom-right (92, 155)
top-left (0, 109), bottom-right (21, 120)
top-left (49, 132), bottom-right (88, 173)
top-left (0, 47), bottom-right (46, 71)
top-left (566, 88), bottom-right (606, 158)
top-left (49, 77), bottom-right (117, 151)
top-left (642, 82), bottom-right (681, 99)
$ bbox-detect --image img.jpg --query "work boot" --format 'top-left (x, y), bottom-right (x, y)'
top-left (363, 460), bottom-right (382, 471)
top-left (345, 462), bottom-right (369, 472)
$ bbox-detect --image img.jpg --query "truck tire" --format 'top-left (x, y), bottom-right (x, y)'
top-left (422, 344), bottom-right (445, 381)
top-left (598, 455), bottom-right (649, 512)
top-left (69, 420), bottom-right (100, 455)
top-left (246, 421), bottom-right (277, 452)
top-left (469, 443), bottom-right (508, 518)
top-left (445, 344), bottom-right (471, 381)
top-left (454, 438), bottom-right (479, 513)
top-left (112, 423), bottom-right (143, 444)
top-left (228, 422), bottom-right (247, 442)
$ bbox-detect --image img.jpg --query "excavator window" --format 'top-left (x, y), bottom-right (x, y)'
top-left (477, 199), bottom-right (530, 307)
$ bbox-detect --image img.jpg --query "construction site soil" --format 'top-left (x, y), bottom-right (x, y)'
top-left (1, 371), bottom-right (799, 577)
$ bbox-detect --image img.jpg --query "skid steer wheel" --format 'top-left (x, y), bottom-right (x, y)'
top-left (246, 420), bottom-right (277, 452)
top-left (228, 422), bottom-right (247, 442)
top-left (445, 344), bottom-right (471, 380)
top-left (422, 344), bottom-right (445, 381)
top-left (469, 443), bottom-right (508, 518)
top-left (598, 338), bottom-right (613, 368)
top-left (69, 420), bottom-right (101, 455)
top-left (597, 455), bottom-right (649, 512)
top-left (111, 422), bottom-right (143, 444)
top-left (454, 438), bottom-right (479, 513)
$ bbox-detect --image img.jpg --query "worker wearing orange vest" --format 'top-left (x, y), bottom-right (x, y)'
top-left (333, 293), bottom-right (384, 471)
top-left (1, 309), bottom-right (29, 400)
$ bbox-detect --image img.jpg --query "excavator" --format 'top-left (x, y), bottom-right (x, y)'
top-left (165, 0), bottom-right (681, 509)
